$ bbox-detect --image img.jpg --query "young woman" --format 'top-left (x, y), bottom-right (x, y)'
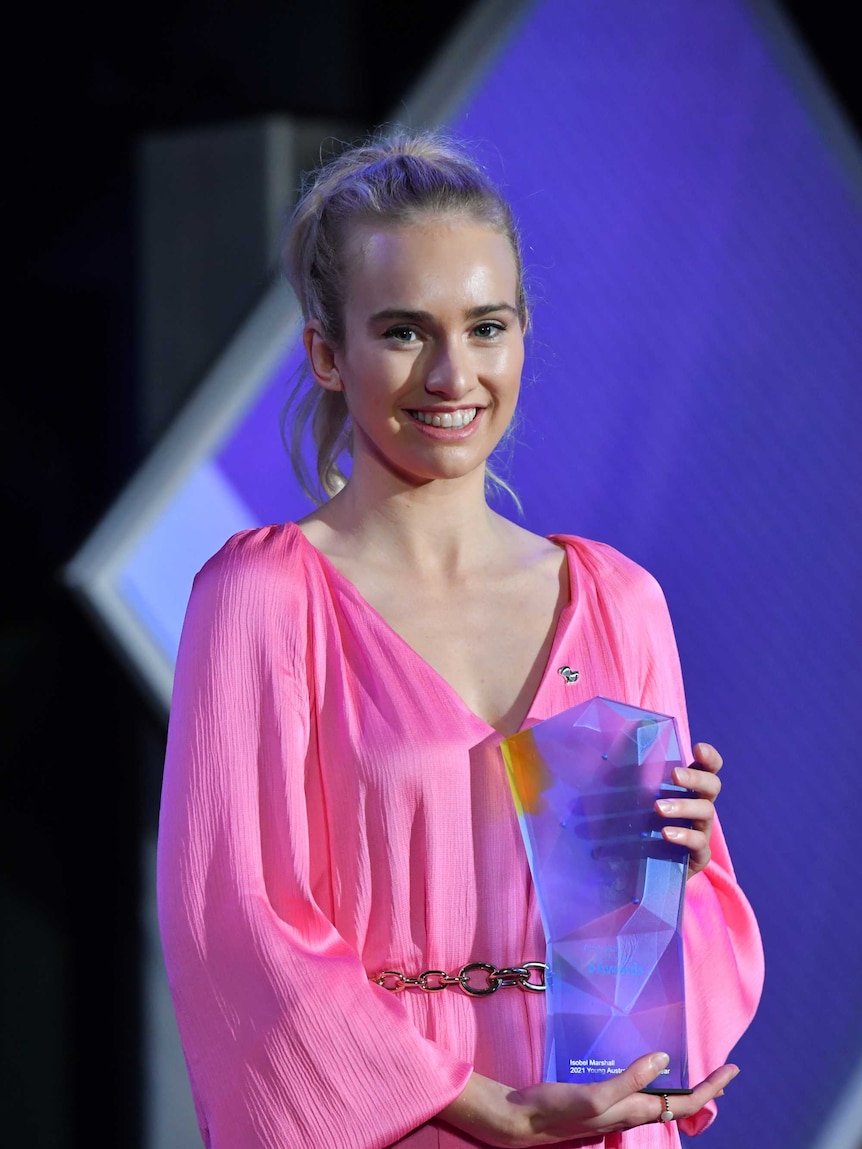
top-left (156, 129), bottom-right (764, 1148)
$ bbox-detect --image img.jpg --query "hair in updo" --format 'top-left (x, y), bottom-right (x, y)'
top-left (280, 126), bottom-right (527, 504)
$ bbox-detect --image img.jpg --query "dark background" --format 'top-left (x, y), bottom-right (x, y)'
top-left (5, 3), bottom-right (859, 1146)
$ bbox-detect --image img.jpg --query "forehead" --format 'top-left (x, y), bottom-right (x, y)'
top-left (341, 216), bottom-right (519, 308)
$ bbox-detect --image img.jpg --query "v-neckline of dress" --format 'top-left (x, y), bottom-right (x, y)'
top-left (290, 523), bottom-right (578, 739)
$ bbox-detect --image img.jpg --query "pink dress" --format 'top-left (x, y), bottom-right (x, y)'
top-left (156, 524), bottom-right (763, 1148)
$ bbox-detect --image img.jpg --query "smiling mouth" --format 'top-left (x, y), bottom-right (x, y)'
top-left (407, 407), bottom-right (478, 429)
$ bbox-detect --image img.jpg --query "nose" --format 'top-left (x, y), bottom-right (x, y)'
top-left (424, 338), bottom-right (471, 399)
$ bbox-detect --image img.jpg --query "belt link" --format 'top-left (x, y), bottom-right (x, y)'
top-left (373, 961), bottom-right (547, 996)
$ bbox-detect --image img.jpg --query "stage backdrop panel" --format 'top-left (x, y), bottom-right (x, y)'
top-left (65, 3), bottom-right (862, 1148)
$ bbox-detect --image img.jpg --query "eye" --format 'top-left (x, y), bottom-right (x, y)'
top-left (383, 325), bottom-right (419, 343)
top-left (472, 320), bottom-right (505, 339)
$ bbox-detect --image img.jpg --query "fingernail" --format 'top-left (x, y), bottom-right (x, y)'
top-left (651, 1053), bottom-right (670, 1071)
top-left (664, 828), bottom-right (683, 840)
top-left (656, 800), bottom-right (676, 813)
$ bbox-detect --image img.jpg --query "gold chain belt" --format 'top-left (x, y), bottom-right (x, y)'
top-left (372, 961), bottom-right (547, 996)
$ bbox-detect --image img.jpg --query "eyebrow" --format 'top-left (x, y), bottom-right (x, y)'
top-left (368, 303), bottom-right (519, 327)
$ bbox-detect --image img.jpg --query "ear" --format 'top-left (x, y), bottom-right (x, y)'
top-left (303, 321), bottom-right (343, 392)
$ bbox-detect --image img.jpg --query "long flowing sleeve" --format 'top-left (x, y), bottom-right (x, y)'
top-left (156, 528), bottom-right (472, 1148)
top-left (632, 562), bottom-right (765, 1138)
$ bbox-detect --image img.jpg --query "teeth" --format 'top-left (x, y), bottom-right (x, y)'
top-left (410, 408), bottom-right (477, 428)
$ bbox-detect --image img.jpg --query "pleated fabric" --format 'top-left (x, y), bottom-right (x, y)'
top-left (156, 523), bottom-right (763, 1147)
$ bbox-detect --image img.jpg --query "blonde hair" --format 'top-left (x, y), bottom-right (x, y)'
top-left (281, 126), bottom-right (527, 506)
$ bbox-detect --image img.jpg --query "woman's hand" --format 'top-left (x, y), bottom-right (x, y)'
top-left (439, 1052), bottom-right (739, 1147)
top-left (656, 741), bottom-right (723, 878)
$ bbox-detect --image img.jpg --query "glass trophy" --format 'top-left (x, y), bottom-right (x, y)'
top-left (501, 696), bottom-right (693, 1093)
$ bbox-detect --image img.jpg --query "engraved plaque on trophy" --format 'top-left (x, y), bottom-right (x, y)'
top-left (501, 696), bottom-right (694, 1093)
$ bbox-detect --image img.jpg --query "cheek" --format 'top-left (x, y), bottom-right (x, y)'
top-left (339, 360), bottom-right (404, 421)
top-left (499, 343), bottom-right (525, 393)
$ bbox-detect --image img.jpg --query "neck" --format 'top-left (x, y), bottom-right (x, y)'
top-left (312, 460), bottom-right (512, 575)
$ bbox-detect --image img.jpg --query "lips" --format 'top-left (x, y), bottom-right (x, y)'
top-left (407, 407), bottom-right (478, 429)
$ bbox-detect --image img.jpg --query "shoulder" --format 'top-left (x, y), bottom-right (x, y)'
top-left (552, 535), bottom-right (681, 674)
top-left (188, 523), bottom-right (313, 626)
top-left (196, 522), bottom-right (306, 584)
top-left (551, 533), bottom-right (666, 605)
top-left (173, 525), bottom-right (316, 707)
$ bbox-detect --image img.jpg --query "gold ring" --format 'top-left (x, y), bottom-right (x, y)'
top-left (659, 1093), bottom-right (675, 1123)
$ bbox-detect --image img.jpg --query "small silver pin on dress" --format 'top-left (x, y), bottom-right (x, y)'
top-left (557, 666), bottom-right (580, 684)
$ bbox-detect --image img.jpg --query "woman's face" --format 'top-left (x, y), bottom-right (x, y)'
top-left (311, 214), bottom-right (525, 489)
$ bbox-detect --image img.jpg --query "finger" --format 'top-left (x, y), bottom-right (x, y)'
top-left (661, 826), bottom-right (709, 851)
top-left (588, 1062), bottom-right (740, 1133)
top-left (656, 798), bottom-right (716, 823)
top-left (673, 1065), bottom-right (740, 1119)
top-left (584, 1052), bottom-right (673, 1116)
top-left (673, 765), bottom-right (722, 800)
top-left (583, 1062), bottom-right (739, 1135)
top-left (691, 742), bottom-right (723, 773)
top-left (641, 1065), bottom-right (740, 1128)
top-left (664, 828), bottom-right (712, 875)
